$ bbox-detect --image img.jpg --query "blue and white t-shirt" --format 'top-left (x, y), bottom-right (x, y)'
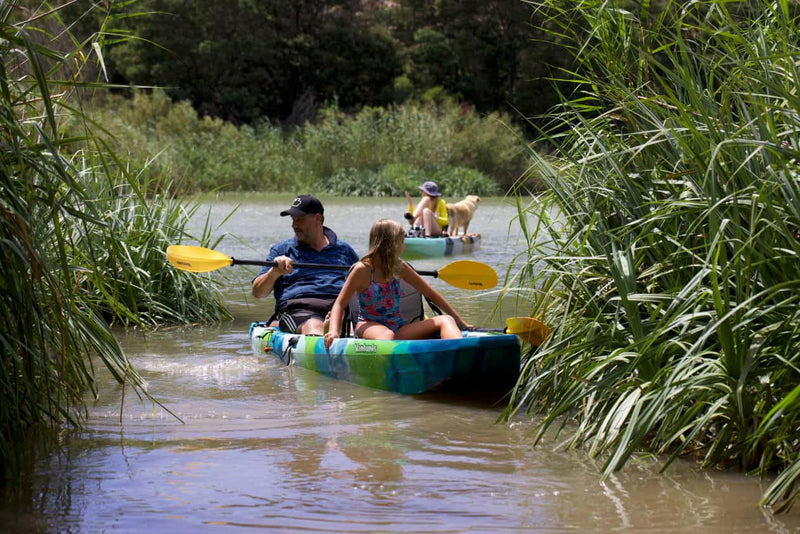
top-left (258, 227), bottom-right (359, 310)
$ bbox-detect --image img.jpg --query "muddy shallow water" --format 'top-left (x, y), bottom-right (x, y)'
top-left (1, 194), bottom-right (798, 533)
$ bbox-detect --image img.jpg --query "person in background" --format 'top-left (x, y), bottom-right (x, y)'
top-left (324, 219), bottom-right (470, 350)
top-left (252, 195), bottom-right (359, 335)
top-left (404, 180), bottom-right (448, 236)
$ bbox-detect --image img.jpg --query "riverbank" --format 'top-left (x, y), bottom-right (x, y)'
top-left (80, 90), bottom-right (535, 196)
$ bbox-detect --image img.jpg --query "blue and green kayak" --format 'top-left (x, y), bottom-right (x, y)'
top-left (249, 322), bottom-right (520, 395)
top-left (401, 234), bottom-right (480, 259)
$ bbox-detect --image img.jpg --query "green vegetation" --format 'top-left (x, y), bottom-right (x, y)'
top-left (85, 90), bottom-right (526, 196)
top-left (510, 0), bottom-right (800, 512)
top-left (92, 1), bottom-right (557, 131)
top-left (1, 2), bottom-right (229, 478)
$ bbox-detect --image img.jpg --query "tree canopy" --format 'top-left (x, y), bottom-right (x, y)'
top-left (102, 0), bottom-right (562, 128)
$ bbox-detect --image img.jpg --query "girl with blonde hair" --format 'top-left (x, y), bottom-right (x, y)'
top-left (324, 219), bottom-right (470, 350)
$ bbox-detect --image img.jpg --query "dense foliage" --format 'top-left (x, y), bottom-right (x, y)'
top-left (85, 90), bottom-right (528, 194)
top-left (1, 1), bottom-right (229, 478)
top-left (78, 0), bottom-right (564, 131)
top-left (510, 0), bottom-right (800, 512)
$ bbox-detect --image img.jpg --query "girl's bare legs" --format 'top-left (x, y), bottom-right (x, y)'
top-left (410, 196), bottom-right (431, 228)
top-left (420, 209), bottom-right (441, 236)
top-left (411, 196), bottom-right (442, 237)
top-left (395, 315), bottom-right (461, 340)
top-left (357, 322), bottom-right (397, 340)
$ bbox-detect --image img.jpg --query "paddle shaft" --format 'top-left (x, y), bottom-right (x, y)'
top-left (471, 327), bottom-right (510, 335)
top-left (232, 258), bottom-right (442, 278)
top-left (166, 245), bottom-right (495, 288)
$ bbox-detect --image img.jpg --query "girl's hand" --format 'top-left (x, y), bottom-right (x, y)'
top-left (324, 331), bottom-right (338, 351)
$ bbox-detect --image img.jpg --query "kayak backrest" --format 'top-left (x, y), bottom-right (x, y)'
top-left (398, 278), bottom-right (424, 323)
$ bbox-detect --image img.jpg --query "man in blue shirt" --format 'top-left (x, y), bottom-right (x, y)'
top-left (252, 195), bottom-right (359, 335)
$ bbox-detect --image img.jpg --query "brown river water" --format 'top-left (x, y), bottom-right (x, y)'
top-left (1, 194), bottom-right (799, 533)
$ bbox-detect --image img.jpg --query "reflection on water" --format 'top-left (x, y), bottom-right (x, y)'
top-left (1, 195), bottom-right (799, 532)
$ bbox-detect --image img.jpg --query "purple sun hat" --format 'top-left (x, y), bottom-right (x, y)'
top-left (418, 181), bottom-right (441, 197)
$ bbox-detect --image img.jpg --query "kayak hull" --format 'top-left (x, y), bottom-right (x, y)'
top-left (249, 322), bottom-right (520, 395)
top-left (401, 234), bottom-right (480, 259)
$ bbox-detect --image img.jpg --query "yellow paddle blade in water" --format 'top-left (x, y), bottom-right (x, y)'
top-left (436, 260), bottom-right (497, 290)
top-left (505, 317), bottom-right (550, 346)
top-left (166, 245), bottom-right (234, 273)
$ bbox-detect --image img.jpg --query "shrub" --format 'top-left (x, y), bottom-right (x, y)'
top-left (1, 0), bottom-right (229, 480)
top-left (323, 163), bottom-right (496, 197)
top-left (510, 0), bottom-right (800, 513)
top-left (84, 93), bottom-right (531, 195)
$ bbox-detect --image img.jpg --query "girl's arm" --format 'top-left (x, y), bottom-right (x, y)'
top-left (324, 262), bottom-right (369, 350)
top-left (405, 191), bottom-right (414, 214)
top-left (399, 262), bottom-right (472, 329)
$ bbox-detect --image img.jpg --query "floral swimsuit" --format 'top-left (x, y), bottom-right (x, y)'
top-left (358, 269), bottom-right (404, 332)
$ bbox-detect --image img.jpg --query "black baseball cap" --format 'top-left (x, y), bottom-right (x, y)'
top-left (280, 195), bottom-right (324, 217)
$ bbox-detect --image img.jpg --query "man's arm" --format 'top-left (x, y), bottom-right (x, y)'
top-left (251, 256), bottom-right (293, 298)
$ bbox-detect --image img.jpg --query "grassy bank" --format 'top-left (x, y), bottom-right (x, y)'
top-left (510, 0), bottom-right (800, 512)
top-left (84, 90), bottom-right (534, 197)
top-left (1, 2), bottom-right (229, 479)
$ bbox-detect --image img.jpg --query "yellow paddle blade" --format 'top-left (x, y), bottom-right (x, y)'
top-left (505, 317), bottom-right (550, 346)
top-left (166, 245), bottom-right (234, 273)
top-left (436, 260), bottom-right (497, 290)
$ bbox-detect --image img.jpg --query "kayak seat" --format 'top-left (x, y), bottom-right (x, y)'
top-left (398, 278), bottom-right (425, 324)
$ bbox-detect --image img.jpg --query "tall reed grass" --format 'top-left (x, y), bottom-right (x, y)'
top-left (510, 0), bottom-right (800, 512)
top-left (85, 90), bottom-right (528, 196)
top-left (1, 1), bottom-right (229, 479)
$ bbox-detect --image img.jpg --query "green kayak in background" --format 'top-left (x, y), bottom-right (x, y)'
top-left (401, 234), bottom-right (481, 259)
top-left (249, 322), bottom-right (520, 395)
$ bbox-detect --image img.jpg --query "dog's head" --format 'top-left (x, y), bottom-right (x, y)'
top-left (467, 195), bottom-right (481, 205)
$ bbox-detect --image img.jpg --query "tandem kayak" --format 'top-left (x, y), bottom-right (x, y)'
top-left (249, 322), bottom-right (520, 395)
top-left (401, 234), bottom-right (481, 259)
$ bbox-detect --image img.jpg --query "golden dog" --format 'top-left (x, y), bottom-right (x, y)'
top-left (446, 195), bottom-right (481, 236)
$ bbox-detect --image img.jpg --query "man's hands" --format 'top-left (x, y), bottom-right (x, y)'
top-left (251, 255), bottom-right (294, 298)
top-left (272, 255), bottom-right (294, 274)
